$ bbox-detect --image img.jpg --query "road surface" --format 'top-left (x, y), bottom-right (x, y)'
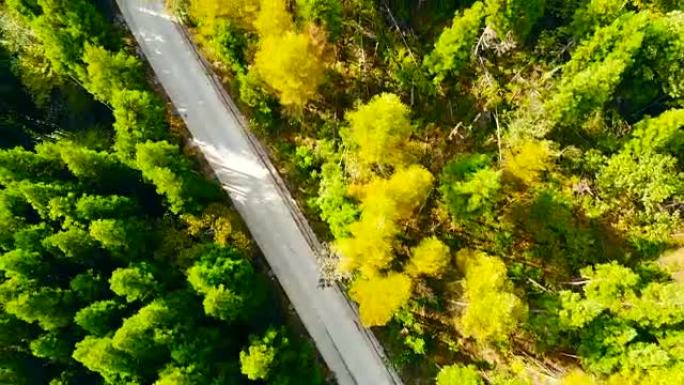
top-left (115, 1), bottom-right (403, 384)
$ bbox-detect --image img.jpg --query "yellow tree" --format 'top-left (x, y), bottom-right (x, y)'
top-left (335, 166), bottom-right (434, 277)
top-left (503, 139), bottom-right (554, 185)
top-left (456, 249), bottom-right (527, 344)
top-left (350, 273), bottom-right (412, 327)
top-left (341, 93), bottom-right (414, 176)
top-left (253, 0), bottom-right (294, 38)
top-left (406, 236), bottom-right (451, 278)
top-left (189, 0), bottom-right (259, 32)
top-left (334, 199), bottom-right (399, 276)
top-left (253, 32), bottom-right (325, 108)
top-left (561, 369), bottom-right (599, 385)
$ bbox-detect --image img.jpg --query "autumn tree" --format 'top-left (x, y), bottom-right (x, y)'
top-left (503, 140), bottom-right (554, 185)
top-left (341, 93), bottom-right (415, 176)
top-left (254, 0), bottom-right (294, 38)
top-left (456, 249), bottom-right (527, 344)
top-left (406, 236), bottom-right (451, 278)
top-left (253, 32), bottom-right (325, 108)
top-left (350, 273), bottom-right (413, 327)
top-left (436, 364), bottom-right (483, 385)
top-left (188, 0), bottom-right (259, 32)
top-left (335, 165), bottom-right (434, 276)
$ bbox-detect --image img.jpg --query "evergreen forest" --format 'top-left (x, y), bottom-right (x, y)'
top-left (0, 1), bottom-right (324, 384)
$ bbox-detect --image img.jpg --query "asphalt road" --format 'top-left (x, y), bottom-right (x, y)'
top-left (115, 1), bottom-right (403, 384)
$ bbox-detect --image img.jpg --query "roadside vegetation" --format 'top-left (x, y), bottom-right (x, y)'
top-left (0, 1), bottom-right (324, 384)
top-left (177, 0), bottom-right (684, 384)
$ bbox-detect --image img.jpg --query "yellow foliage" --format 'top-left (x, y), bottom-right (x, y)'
top-left (358, 165), bottom-right (434, 218)
top-left (253, 32), bottom-right (325, 108)
top-left (254, 0), bottom-right (294, 38)
top-left (456, 249), bottom-right (510, 294)
top-left (189, 0), bottom-right (259, 32)
top-left (350, 273), bottom-right (413, 327)
top-left (335, 206), bottom-right (399, 276)
top-left (181, 204), bottom-right (238, 246)
top-left (385, 165), bottom-right (435, 217)
top-left (407, 236), bottom-right (451, 278)
top-left (561, 369), bottom-right (599, 385)
top-left (335, 166), bottom-right (434, 276)
top-left (343, 93), bottom-right (414, 175)
top-left (503, 140), bottom-right (554, 185)
top-left (456, 249), bottom-right (527, 344)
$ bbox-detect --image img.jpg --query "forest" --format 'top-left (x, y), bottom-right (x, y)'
top-left (1, 0), bottom-right (683, 385)
top-left (0, 1), bottom-right (324, 384)
top-left (172, 0), bottom-right (684, 384)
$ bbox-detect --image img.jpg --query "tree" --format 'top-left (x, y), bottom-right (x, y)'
top-left (570, 0), bottom-right (631, 39)
top-left (74, 194), bottom-right (138, 221)
top-left (239, 328), bottom-right (278, 381)
top-left (502, 140), bottom-right (554, 185)
top-left (558, 262), bottom-right (684, 375)
top-left (89, 218), bottom-right (146, 257)
top-left (0, 249), bottom-right (46, 278)
top-left (313, 159), bottom-right (359, 239)
top-left (0, 146), bottom-right (64, 184)
top-left (561, 369), bottom-right (599, 385)
top-left (406, 236), bottom-right (451, 278)
top-left (29, 332), bottom-right (72, 362)
top-left (335, 165), bottom-right (433, 276)
top-left (135, 140), bottom-right (221, 215)
top-left (109, 263), bottom-right (159, 303)
top-left (112, 91), bottom-right (166, 159)
top-left (1, 276), bottom-right (75, 331)
top-left (484, 0), bottom-right (546, 41)
top-left (253, 31), bottom-right (325, 108)
top-left (186, 246), bottom-right (261, 321)
top-left (42, 227), bottom-right (96, 259)
top-left (21, 0), bottom-right (108, 76)
top-left (439, 153), bottom-right (501, 222)
top-left (296, 0), bottom-right (343, 40)
top-left (456, 249), bottom-right (527, 344)
top-left (424, 2), bottom-right (485, 84)
top-left (111, 299), bottom-right (172, 358)
top-left (596, 149), bottom-right (682, 248)
top-left (341, 93), bottom-right (414, 175)
top-left (72, 336), bottom-right (138, 384)
top-left (349, 273), bottom-right (412, 327)
top-left (189, 0), bottom-right (260, 32)
top-left (154, 365), bottom-right (202, 385)
top-left (436, 364), bottom-right (483, 385)
top-left (254, 0), bottom-right (294, 38)
top-left (626, 108), bottom-right (684, 155)
top-left (82, 44), bottom-right (143, 103)
top-left (74, 300), bottom-right (126, 336)
top-left (544, 13), bottom-right (648, 128)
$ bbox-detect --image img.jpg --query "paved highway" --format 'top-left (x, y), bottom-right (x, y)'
top-left (115, 1), bottom-right (403, 384)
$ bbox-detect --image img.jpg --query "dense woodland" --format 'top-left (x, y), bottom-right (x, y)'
top-left (174, 0), bottom-right (684, 384)
top-left (1, 0), bottom-right (683, 385)
top-left (0, 1), bottom-right (324, 384)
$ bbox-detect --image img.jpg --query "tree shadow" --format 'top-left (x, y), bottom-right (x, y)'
top-left (506, 188), bottom-right (632, 278)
